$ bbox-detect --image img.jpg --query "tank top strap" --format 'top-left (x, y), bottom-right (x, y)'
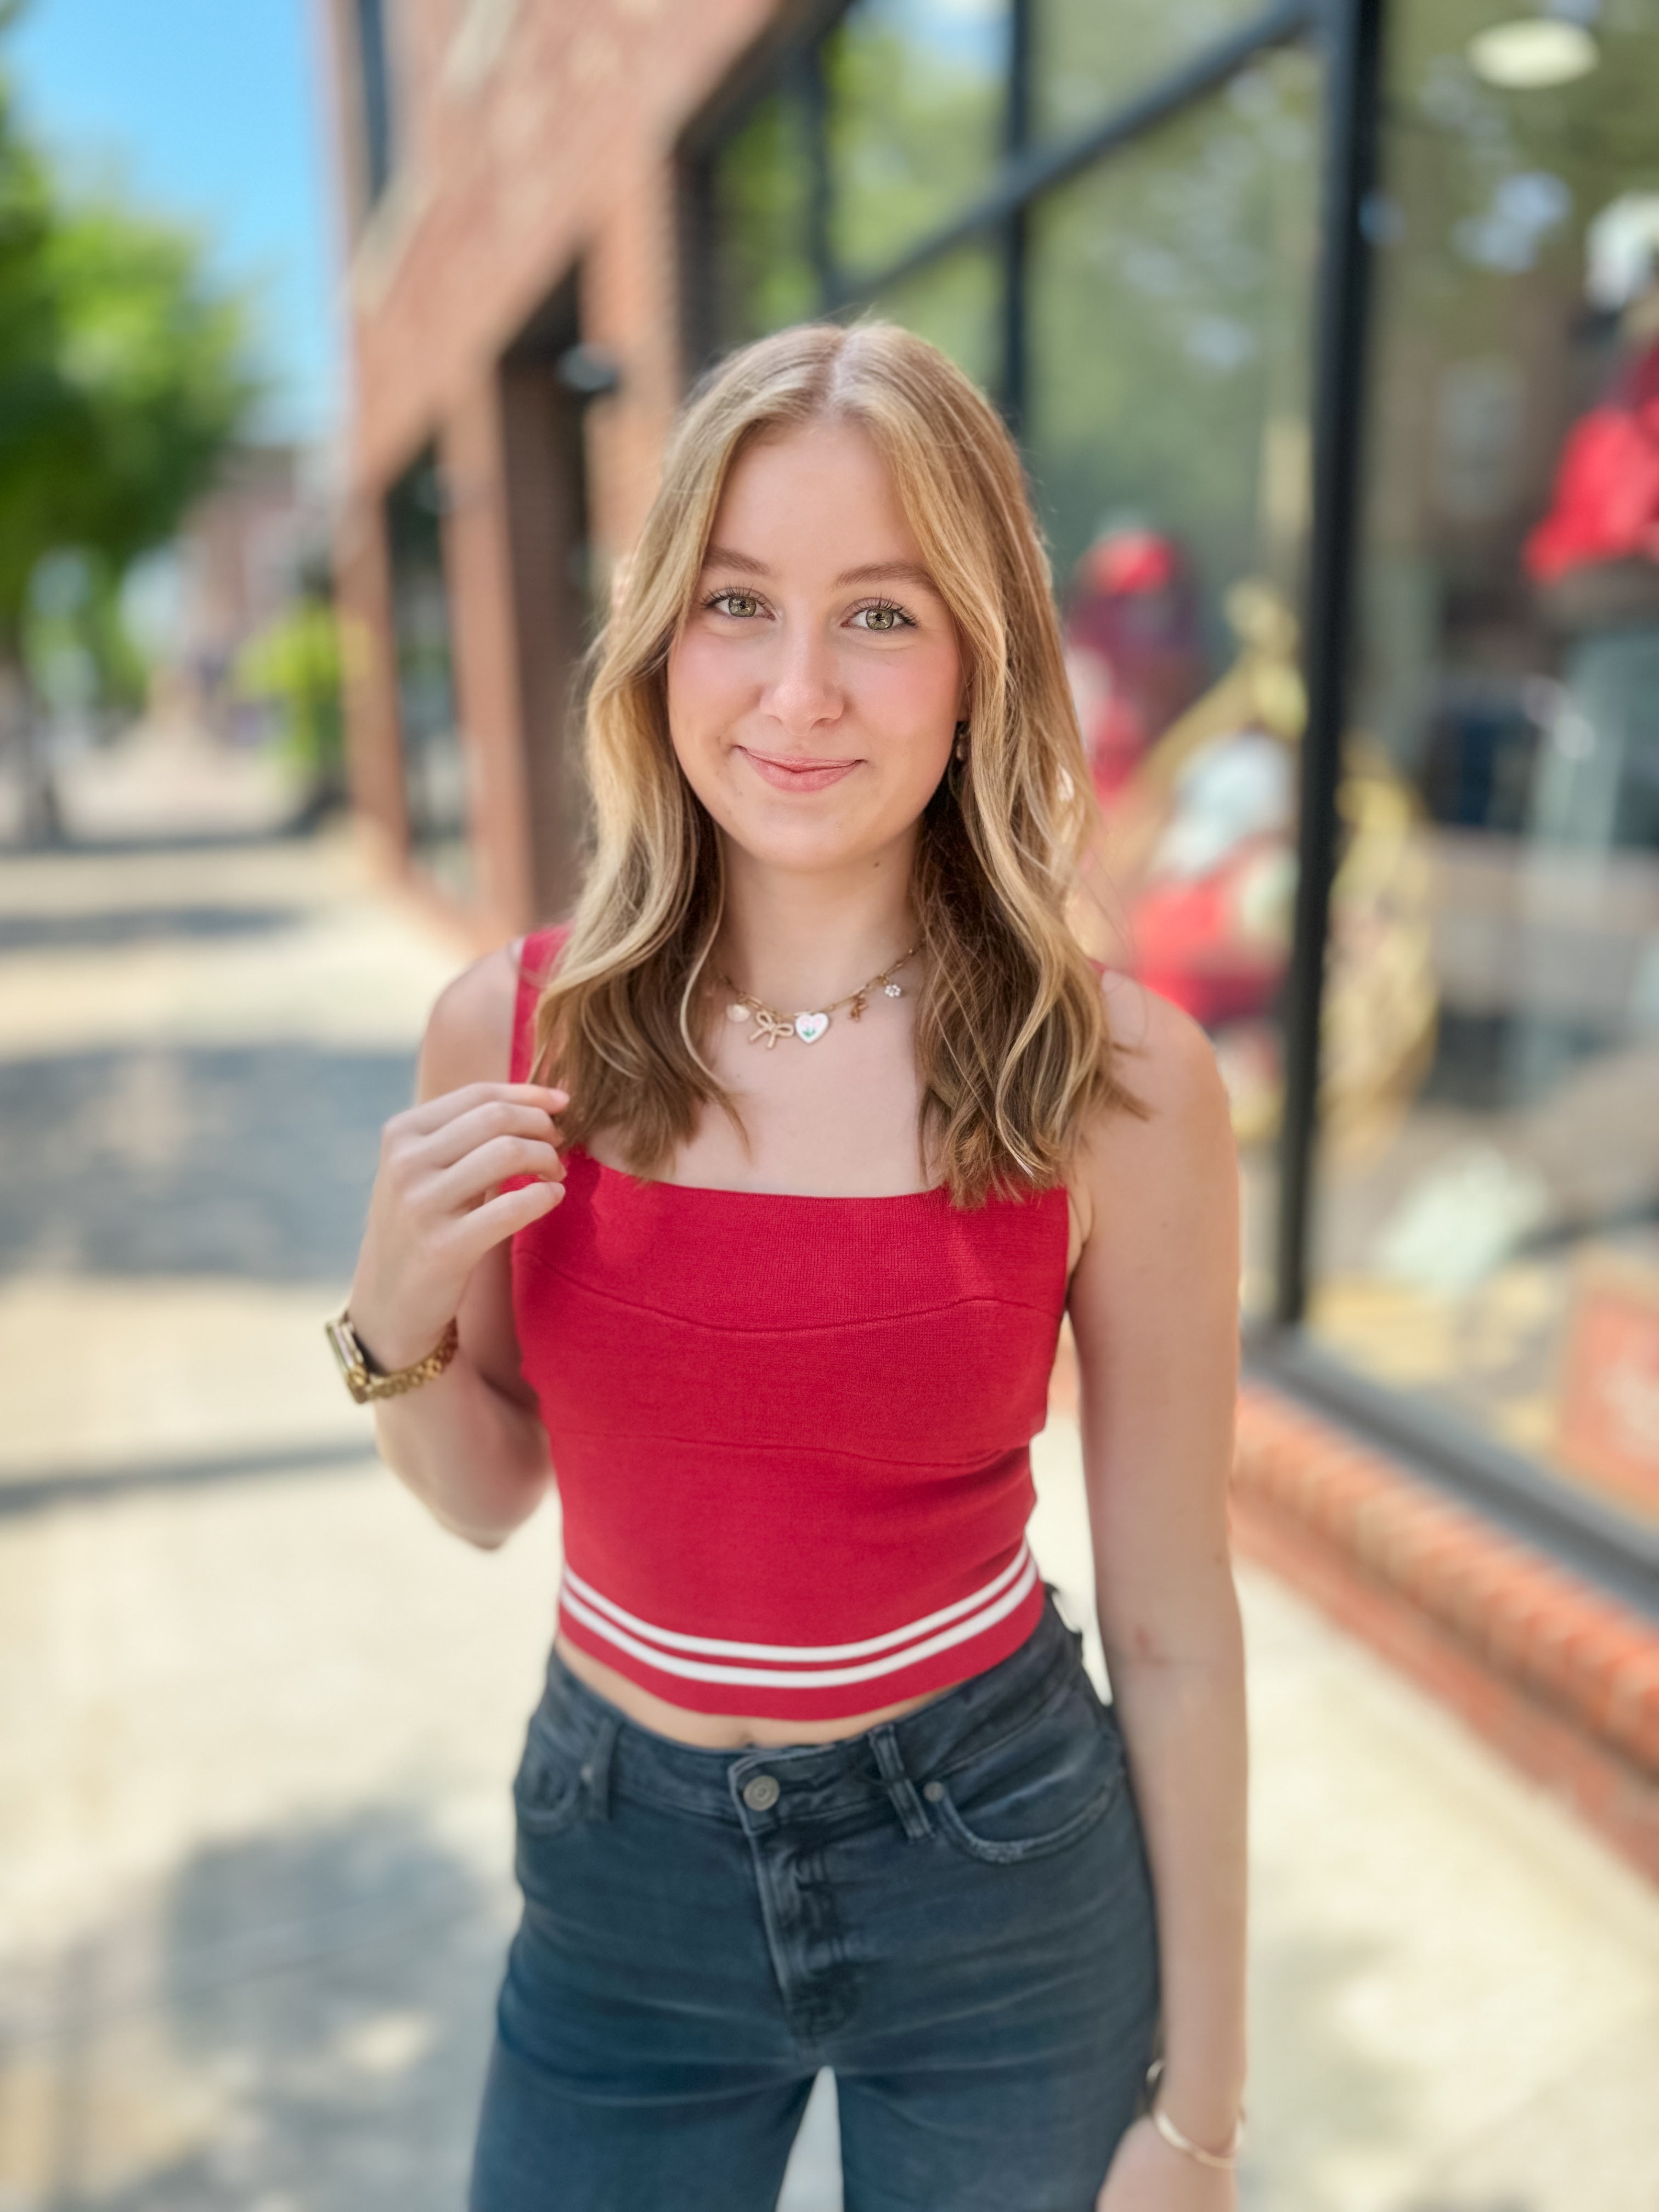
top-left (511, 924), bottom-right (570, 1084)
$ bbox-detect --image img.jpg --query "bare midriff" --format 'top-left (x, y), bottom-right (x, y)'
top-left (554, 1631), bottom-right (947, 1750)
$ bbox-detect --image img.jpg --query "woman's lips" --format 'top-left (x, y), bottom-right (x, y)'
top-left (736, 747), bottom-right (861, 794)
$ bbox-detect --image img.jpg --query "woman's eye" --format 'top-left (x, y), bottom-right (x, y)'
top-left (709, 590), bottom-right (762, 619)
top-left (851, 601), bottom-right (913, 633)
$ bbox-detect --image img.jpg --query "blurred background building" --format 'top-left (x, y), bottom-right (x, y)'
top-left (326, 0), bottom-right (1658, 1663)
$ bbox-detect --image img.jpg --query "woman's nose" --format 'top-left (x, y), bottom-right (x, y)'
top-left (759, 625), bottom-right (843, 733)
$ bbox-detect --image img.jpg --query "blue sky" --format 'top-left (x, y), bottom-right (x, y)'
top-left (7, 0), bottom-right (341, 443)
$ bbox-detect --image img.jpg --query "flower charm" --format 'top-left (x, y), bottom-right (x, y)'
top-left (793, 1012), bottom-right (831, 1045)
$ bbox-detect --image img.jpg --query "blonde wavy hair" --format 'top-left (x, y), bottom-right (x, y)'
top-left (531, 320), bottom-right (1143, 1203)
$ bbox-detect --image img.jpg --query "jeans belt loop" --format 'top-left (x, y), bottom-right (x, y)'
top-left (579, 1712), bottom-right (619, 1822)
top-left (869, 1722), bottom-right (934, 1842)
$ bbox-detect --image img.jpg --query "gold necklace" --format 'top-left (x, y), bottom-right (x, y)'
top-left (716, 947), bottom-right (917, 1049)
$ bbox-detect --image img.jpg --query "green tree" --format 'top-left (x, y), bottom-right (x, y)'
top-left (0, 12), bottom-right (259, 834)
top-left (0, 66), bottom-right (67, 667)
top-left (235, 586), bottom-right (345, 825)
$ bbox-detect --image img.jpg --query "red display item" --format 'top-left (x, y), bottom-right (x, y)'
top-left (1129, 833), bottom-right (1291, 1029)
top-left (506, 928), bottom-right (1062, 1721)
top-left (1063, 527), bottom-right (1207, 803)
top-left (1525, 334), bottom-right (1659, 583)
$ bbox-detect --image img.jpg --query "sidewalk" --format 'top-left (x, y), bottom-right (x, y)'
top-left (1, 822), bottom-right (1656, 2212)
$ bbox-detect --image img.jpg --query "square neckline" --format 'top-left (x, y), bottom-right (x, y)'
top-left (568, 1142), bottom-right (956, 1207)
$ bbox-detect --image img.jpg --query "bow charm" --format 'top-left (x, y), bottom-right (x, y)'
top-left (747, 1007), bottom-right (797, 1049)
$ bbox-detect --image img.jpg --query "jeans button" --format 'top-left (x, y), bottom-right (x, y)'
top-left (742, 1773), bottom-right (781, 1812)
top-left (923, 1780), bottom-right (945, 1803)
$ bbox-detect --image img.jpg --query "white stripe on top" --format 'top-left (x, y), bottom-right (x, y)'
top-left (558, 1543), bottom-right (1037, 1690)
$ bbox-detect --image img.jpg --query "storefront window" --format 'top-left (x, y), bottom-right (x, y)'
top-left (1032, 0), bottom-right (1275, 143)
top-left (1025, 47), bottom-right (1319, 1311)
top-left (825, 0), bottom-right (1012, 275)
top-left (695, 0), bottom-right (1659, 1555)
top-left (1308, 0), bottom-right (1659, 1527)
top-left (385, 449), bottom-right (472, 899)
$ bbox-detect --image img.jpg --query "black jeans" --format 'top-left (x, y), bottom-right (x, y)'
top-left (470, 1594), bottom-right (1159, 2211)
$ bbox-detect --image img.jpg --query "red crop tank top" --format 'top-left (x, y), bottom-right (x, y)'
top-left (508, 927), bottom-right (1068, 1721)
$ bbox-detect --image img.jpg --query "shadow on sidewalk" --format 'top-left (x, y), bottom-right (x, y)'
top-left (0, 910), bottom-right (297, 955)
top-left (10, 1805), bottom-right (511, 2212)
top-left (0, 1438), bottom-right (380, 1520)
top-left (0, 1043), bottom-right (419, 1281)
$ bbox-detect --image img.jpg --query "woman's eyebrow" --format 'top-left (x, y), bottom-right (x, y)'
top-left (701, 544), bottom-right (770, 574)
top-left (699, 546), bottom-right (941, 596)
top-left (834, 560), bottom-right (941, 595)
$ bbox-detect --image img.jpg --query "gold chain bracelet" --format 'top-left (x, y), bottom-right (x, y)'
top-left (1145, 2061), bottom-right (1244, 2171)
top-left (325, 1311), bottom-right (460, 1405)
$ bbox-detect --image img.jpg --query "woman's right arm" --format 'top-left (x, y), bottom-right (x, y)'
top-left (345, 945), bottom-right (568, 1549)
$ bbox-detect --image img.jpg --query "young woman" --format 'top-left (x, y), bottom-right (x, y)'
top-left (339, 324), bottom-right (1245, 2211)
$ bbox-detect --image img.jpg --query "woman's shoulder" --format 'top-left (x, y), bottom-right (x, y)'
top-left (415, 941), bottom-right (524, 1097)
top-left (419, 924), bottom-right (574, 1098)
top-left (1093, 969), bottom-right (1233, 1154)
top-left (1067, 970), bottom-right (1237, 1275)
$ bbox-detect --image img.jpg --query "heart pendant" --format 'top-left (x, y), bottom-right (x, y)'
top-left (793, 1011), bottom-right (830, 1045)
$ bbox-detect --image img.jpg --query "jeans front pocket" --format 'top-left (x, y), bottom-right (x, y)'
top-left (932, 1678), bottom-right (1127, 1867)
top-left (511, 1715), bottom-right (590, 1843)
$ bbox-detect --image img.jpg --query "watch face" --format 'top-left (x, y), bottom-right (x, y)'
top-left (324, 1316), bottom-right (370, 1399)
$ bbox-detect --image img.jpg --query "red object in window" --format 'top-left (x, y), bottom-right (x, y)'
top-left (1130, 834), bottom-right (1288, 1029)
top-left (1064, 528), bottom-right (1207, 801)
top-left (1525, 335), bottom-right (1659, 583)
top-left (1084, 529), bottom-right (1181, 597)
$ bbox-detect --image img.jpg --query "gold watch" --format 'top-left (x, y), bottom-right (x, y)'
top-left (325, 1310), bottom-right (460, 1404)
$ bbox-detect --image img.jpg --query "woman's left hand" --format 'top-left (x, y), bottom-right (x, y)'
top-left (1094, 2117), bottom-right (1238, 2211)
